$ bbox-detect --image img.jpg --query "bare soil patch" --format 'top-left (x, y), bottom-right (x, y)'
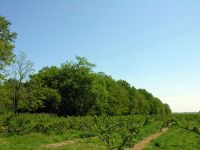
top-left (41, 140), bottom-right (76, 149)
top-left (126, 128), bottom-right (169, 150)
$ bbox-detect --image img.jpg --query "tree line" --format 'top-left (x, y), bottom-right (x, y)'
top-left (0, 16), bottom-right (172, 116)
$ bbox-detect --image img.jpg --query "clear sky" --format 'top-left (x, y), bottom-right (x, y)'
top-left (1, 0), bottom-right (200, 112)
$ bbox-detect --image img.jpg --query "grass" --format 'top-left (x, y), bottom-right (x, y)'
top-left (136, 121), bottom-right (161, 141)
top-left (0, 132), bottom-right (105, 150)
top-left (144, 126), bottom-right (200, 150)
top-left (1, 114), bottom-right (199, 150)
top-left (0, 130), bottom-right (85, 150)
top-left (0, 122), bottom-right (160, 150)
top-left (47, 138), bottom-right (106, 150)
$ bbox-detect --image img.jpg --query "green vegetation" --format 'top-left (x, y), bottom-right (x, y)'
top-left (0, 16), bottom-right (171, 116)
top-left (0, 113), bottom-right (199, 149)
top-left (145, 126), bottom-right (200, 150)
top-left (1, 56), bottom-right (171, 116)
top-left (1, 16), bottom-right (199, 150)
top-left (144, 114), bottom-right (200, 150)
top-left (0, 54), bottom-right (172, 116)
top-left (0, 131), bottom-right (86, 150)
top-left (0, 16), bottom-right (17, 79)
top-left (0, 113), bottom-right (162, 150)
top-left (0, 113), bottom-right (158, 136)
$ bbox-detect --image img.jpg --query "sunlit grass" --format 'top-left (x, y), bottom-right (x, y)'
top-left (0, 122), bottom-right (160, 150)
top-left (0, 130), bottom-right (85, 150)
top-left (144, 126), bottom-right (200, 150)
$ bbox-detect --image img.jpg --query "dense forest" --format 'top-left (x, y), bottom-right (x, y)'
top-left (0, 16), bottom-right (172, 116)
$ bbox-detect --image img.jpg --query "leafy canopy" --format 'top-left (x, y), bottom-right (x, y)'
top-left (0, 16), bottom-right (17, 78)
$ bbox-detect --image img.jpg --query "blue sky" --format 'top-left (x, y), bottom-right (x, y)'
top-left (1, 0), bottom-right (200, 112)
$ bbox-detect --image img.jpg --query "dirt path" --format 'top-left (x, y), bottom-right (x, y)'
top-left (40, 137), bottom-right (95, 149)
top-left (41, 139), bottom-right (77, 149)
top-left (126, 128), bottom-right (169, 150)
top-left (41, 128), bottom-right (169, 149)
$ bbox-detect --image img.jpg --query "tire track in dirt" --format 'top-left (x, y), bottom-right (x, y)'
top-left (126, 128), bottom-right (169, 150)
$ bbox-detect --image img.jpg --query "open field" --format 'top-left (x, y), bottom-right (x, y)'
top-left (0, 113), bottom-right (199, 150)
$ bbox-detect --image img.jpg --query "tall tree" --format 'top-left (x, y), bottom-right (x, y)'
top-left (0, 16), bottom-right (17, 79)
top-left (16, 56), bottom-right (172, 116)
top-left (10, 51), bottom-right (34, 113)
top-left (59, 56), bottom-right (95, 115)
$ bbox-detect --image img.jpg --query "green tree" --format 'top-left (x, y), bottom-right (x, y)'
top-left (21, 56), bottom-right (172, 116)
top-left (29, 56), bottom-right (96, 115)
top-left (91, 72), bottom-right (109, 115)
top-left (0, 82), bottom-right (12, 112)
top-left (163, 104), bottom-right (172, 114)
top-left (19, 83), bottom-right (61, 113)
top-left (59, 56), bottom-right (95, 115)
top-left (10, 51), bottom-right (34, 113)
top-left (105, 78), bottom-right (129, 115)
top-left (0, 16), bottom-right (17, 79)
top-left (117, 80), bottom-right (139, 115)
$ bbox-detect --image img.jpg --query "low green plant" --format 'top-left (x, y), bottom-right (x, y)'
top-left (90, 115), bottom-right (145, 150)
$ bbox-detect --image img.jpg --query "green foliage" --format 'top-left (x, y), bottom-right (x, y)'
top-left (0, 16), bottom-right (17, 79)
top-left (0, 113), bottom-right (158, 137)
top-left (0, 113), bottom-right (198, 149)
top-left (0, 15), bottom-right (172, 116)
top-left (157, 114), bottom-right (200, 135)
top-left (90, 115), bottom-right (146, 150)
top-left (0, 113), bottom-right (94, 135)
top-left (0, 114), bottom-right (156, 149)
top-left (145, 126), bottom-right (200, 150)
top-left (18, 56), bottom-right (171, 116)
top-left (0, 83), bottom-right (12, 112)
top-left (174, 114), bottom-right (200, 134)
top-left (39, 87), bottom-right (61, 113)
top-left (1, 54), bottom-right (171, 115)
